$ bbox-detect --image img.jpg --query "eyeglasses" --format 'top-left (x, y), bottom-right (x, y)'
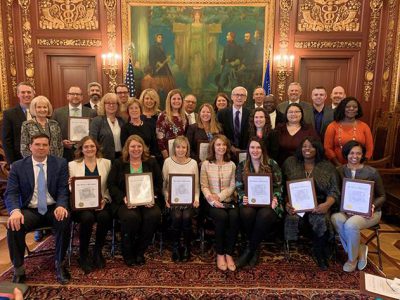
top-left (233, 94), bottom-right (247, 97)
top-left (287, 111), bottom-right (302, 114)
top-left (116, 91), bottom-right (129, 95)
top-left (68, 93), bottom-right (82, 96)
top-left (105, 102), bottom-right (118, 105)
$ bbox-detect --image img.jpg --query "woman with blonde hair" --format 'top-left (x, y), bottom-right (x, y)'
top-left (89, 93), bottom-right (126, 161)
top-left (139, 88), bottom-right (161, 128)
top-left (20, 95), bottom-right (63, 157)
top-left (156, 89), bottom-right (187, 160)
top-left (186, 103), bottom-right (222, 162)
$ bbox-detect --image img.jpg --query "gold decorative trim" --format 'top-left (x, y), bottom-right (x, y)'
top-left (392, 3), bottom-right (400, 111)
top-left (104, 0), bottom-right (117, 91)
top-left (363, 0), bottom-right (383, 102)
top-left (126, 0), bottom-right (270, 3)
top-left (0, 2), bottom-right (9, 112)
top-left (18, 0), bottom-right (35, 86)
top-left (6, 0), bottom-right (17, 95)
top-left (37, 39), bottom-right (102, 47)
top-left (298, 0), bottom-right (361, 32)
top-left (295, 41), bottom-right (362, 49)
top-left (38, 0), bottom-right (99, 30)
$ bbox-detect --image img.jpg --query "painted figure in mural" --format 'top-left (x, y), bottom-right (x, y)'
top-left (173, 10), bottom-right (221, 95)
top-left (253, 29), bottom-right (264, 85)
top-left (237, 32), bottom-right (257, 93)
top-left (217, 32), bottom-right (242, 92)
top-left (148, 33), bottom-right (175, 96)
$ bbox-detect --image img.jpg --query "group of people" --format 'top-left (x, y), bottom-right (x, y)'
top-left (2, 80), bottom-right (383, 285)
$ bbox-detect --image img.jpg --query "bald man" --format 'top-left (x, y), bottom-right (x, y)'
top-left (330, 86), bottom-right (346, 109)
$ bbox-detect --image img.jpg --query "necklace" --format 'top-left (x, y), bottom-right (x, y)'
top-left (304, 163), bottom-right (314, 178)
top-left (338, 121), bottom-right (357, 149)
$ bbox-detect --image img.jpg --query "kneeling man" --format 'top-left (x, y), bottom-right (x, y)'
top-left (5, 133), bottom-right (71, 284)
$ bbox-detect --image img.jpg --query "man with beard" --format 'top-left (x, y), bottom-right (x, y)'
top-left (84, 82), bottom-right (102, 110)
top-left (330, 86), bottom-right (346, 109)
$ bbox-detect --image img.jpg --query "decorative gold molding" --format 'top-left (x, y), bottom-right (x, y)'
top-left (6, 0), bottom-right (17, 95)
top-left (104, 0), bottom-right (117, 91)
top-left (392, 3), bottom-right (400, 111)
top-left (18, 0), bottom-right (35, 86)
top-left (363, 0), bottom-right (383, 102)
top-left (298, 0), bottom-right (361, 32)
top-left (38, 0), bottom-right (99, 30)
top-left (0, 2), bottom-right (9, 112)
top-left (37, 39), bottom-right (102, 47)
top-left (125, 0), bottom-right (270, 3)
top-left (295, 41), bottom-right (362, 49)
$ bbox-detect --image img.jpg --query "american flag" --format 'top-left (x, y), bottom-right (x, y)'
top-left (263, 58), bottom-right (271, 94)
top-left (125, 58), bottom-right (135, 97)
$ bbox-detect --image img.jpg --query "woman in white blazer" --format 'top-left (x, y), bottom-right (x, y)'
top-left (68, 136), bottom-right (112, 274)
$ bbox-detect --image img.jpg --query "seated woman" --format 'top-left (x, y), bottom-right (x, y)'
top-left (283, 136), bottom-right (340, 270)
top-left (20, 95), bottom-right (63, 158)
top-left (331, 141), bottom-right (385, 272)
top-left (107, 135), bottom-right (162, 266)
top-left (68, 136), bottom-right (112, 273)
top-left (200, 134), bottom-right (238, 272)
top-left (235, 137), bottom-right (284, 268)
top-left (248, 107), bottom-right (279, 161)
top-left (162, 136), bottom-right (199, 262)
top-left (324, 97), bottom-right (373, 166)
top-left (186, 103), bottom-right (222, 162)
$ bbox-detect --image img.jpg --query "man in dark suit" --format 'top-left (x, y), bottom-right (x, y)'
top-left (53, 86), bottom-right (96, 162)
top-left (84, 82), bottom-right (102, 110)
top-left (2, 82), bottom-right (35, 165)
top-left (276, 82), bottom-right (314, 125)
top-left (217, 86), bottom-right (250, 153)
top-left (263, 94), bottom-right (286, 129)
top-left (184, 94), bottom-right (199, 125)
top-left (311, 86), bottom-right (334, 140)
top-left (5, 134), bottom-right (71, 284)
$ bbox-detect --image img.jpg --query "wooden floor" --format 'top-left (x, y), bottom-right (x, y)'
top-left (0, 222), bottom-right (399, 278)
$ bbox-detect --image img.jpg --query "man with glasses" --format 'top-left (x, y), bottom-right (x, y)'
top-left (277, 82), bottom-right (313, 125)
top-left (184, 94), bottom-right (198, 125)
top-left (115, 84), bottom-right (131, 122)
top-left (84, 82), bottom-right (102, 110)
top-left (2, 82), bottom-right (35, 165)
top-left (217, 86), bottom-right (250, 154)
top-left (53, 86), bottom-right (96, 162)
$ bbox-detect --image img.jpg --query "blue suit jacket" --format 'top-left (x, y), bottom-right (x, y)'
top-left (5, 155), bottom-right (70, 214)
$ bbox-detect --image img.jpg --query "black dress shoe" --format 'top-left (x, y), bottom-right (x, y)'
top-left (136, 254), bottom-right (145, 266)
top-left (12, 274), bottom-right (26, 284)
top-left (93, 251), bottom-right (106, 269)
top-left (123, 256), bottom-right (136, 267)
top-left (171, 243), bottom-right (181, 262)
top-left (235, 247), bottom-right (252, 269)
top-left (56, 263), bottom-right (71, 284)
top-left (248, 249), bottom-right (260, 267)
top-left (181, 246), bottom-right (191, 262)
top-left (78, 257), bottom-right (92, 274)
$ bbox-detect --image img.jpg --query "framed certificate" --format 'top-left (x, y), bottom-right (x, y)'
top-left (68, 117), bottom-right (90, 142)
top-left (287, 178), bottom-right (317, 213)
top-left (168, 138), bottom-right (175, 156)
top-left (71, 176), bottom-right (101, 211)
top-left (341, 178), bottom-right (374, 216)
top-left (245, 174), bottom-right (272, 207)
top-left (238, 151), bottom-right (247, 163)
top-left (168, 174), bottom-right (195, 205)
top-left (125, 173), bottom-right (155, 206)
top-left (197, 140), bottom-right (209, 162)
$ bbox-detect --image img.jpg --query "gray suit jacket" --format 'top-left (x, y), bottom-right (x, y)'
top-left (276, 100), bottom-right (314, 126)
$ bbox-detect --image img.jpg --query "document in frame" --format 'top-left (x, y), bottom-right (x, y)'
top-left (197, 140), bottom-right (209, 162)
top-left (245, 174), bottom-right (272, 207)
top-left (238, 151), bottom-right (247, 163)
top-left (68, 117), bottom-right (90, 142)
top-left (169, 174), bottom-right (195, 205)
top-left (168, 139), bottom-right (175, 156)
top-left (287, 178), bottom-right (317, 213)
top-left (71, 176), bottom-right (101, 210)
top-left (125, 173), bottom-right (154, 206)
top-left (341, 178), bottom-right (374, 217)
top-left (360, 272), bottom-right (400, 300)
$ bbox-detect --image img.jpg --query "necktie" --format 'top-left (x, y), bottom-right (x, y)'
top-left (72, 107), bottom-right (79, 117)
top-left (37, 163), bottom-right (47, 215)
top-left (26, 108), bottom-right (32, 120)
top-left (234, 110), bottom-right (240, 147)
top-left (94, 104), bottom-right (98, 110)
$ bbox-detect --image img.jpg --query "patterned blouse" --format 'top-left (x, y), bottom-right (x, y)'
top-left (156, 112), bottom-right (186, 153)
top-left (20, 118), bottom-right (63, 158)
top-left (235, 158), bottom-right (284, 218)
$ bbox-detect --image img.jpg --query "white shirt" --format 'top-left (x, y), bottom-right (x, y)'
top-left (254, 104), bottom-right (264, 109)
top-left (107, 118), bottom-right (122, 152)
top-left (29, 157), bottom-right (55, 208)
top-left (269, 110), bottom-right (277, 129)
top-left (69, 103), bottom-right (82, 117)
top-left (89, 100), bottom-right (98, 110)
top-left (186, 112), bottom-right (197, 125)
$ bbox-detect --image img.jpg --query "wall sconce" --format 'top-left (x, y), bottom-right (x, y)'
top-left (102, 52), bottom-right (120, 91)
top-left (274, 53), bottom-right (295, 101)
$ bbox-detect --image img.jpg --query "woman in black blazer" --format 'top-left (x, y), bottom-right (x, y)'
top-left (107, 135), bottom-right (162, 266)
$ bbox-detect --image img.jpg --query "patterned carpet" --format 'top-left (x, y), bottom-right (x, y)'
top-left (0, 236), bottom-right (378, 299)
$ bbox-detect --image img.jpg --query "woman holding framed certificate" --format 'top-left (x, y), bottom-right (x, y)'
top-left (68, 136), bottom-right (112, 273)
top-left (200, 134), bottom-right (238, 271)
top-left (162, 136), bottom-right (199, 262)
top-left (156, 89), bottom-right (187, 160)
top-left (107, 135), bottom-right (162, 266)
top-left (283, 136), bottom-right (340, 270)
top-left (235, 137), bottom-right (284, 268)
top-left (186, 103), bottom-right (222, 162)
top-left (331, 141), bottom-right (385, 272)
